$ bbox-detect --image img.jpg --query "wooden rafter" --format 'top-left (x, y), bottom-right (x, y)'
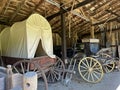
top-left (106, 10), bottom-right (120, 17)
top-left (47, 0), bottom-right (94, 20)
top-left (9, 0), bottom-right (26, 22)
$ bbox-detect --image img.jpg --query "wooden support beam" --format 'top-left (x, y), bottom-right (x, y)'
top-left (90, 0), bottom-right (114, 16)
top-left (2, 0), bottom-right (11, 15)
top-left (9, 0), bottom-right (26, 22)
top-left (91, 25), bottom-right (95, 38)
top-left (47, 0), bottom-right (94, 21)
top-left (9, 0), bottom-right (25, 23)
top-left (90, 17), bottom-right (95, 38)
top-left (103, 29), bottom-right (107, 48)
top-left (92, 17), bottom-right (118, 26)
top-left (82, 26), bottom-right (120, 37)
top-left (106, 10), bottom-right (120, 17)
top-left (60, 4), bottom-right (67, 63)
top-left (111, 33), bottom-right (116, 57)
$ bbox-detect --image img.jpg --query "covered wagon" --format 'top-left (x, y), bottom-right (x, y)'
top-left (0, 13), bottom-right (65, 90)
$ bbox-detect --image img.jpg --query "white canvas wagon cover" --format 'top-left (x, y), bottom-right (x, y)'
top-left (0, 14), bottom-right (55, 58)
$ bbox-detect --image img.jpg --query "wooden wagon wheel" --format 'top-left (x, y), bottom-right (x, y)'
top-left (98, 53), bottom-right (115, 73)
top-left (12, 60), bottom-right (48, 90)
top-left (46, 56), bottom-right (65, 83)
top-left (78, 57), bottom-right (104, 83)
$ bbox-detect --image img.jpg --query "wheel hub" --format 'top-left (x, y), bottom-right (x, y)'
top-left (50, 66), bottom-right (54, 72)
top-left (88, 67), bottom-right (93, 73)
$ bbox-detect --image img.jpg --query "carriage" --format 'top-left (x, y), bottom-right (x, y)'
top-left (66, 39), bottom-right (115, 84)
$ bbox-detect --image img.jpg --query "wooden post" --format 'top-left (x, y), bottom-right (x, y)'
top-left (23, 72), bottom-right (37, 90)
top-left (101, 27), bottom-right (107, 48)
top-left (118, 31), bottom-right (120, 45)
top-left (90, 17), bottom-right (95, 38)
top-left (60, 3), bottom-right (67, 64)
top-left (6, 65), bottom-right (13, 90)
top-left (111, 33), bottom-right (116, 57)
top-left (115, 32), bottom-right (119, 57)
top-left (91, 26), bottom-right (95, 38)
top-left (118, 45), bottom-right (120, 58)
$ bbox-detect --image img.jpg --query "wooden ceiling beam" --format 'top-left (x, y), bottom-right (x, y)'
top-left (93, 2), bottom-right (120, 19)
top-left (89, 0), bottom-right (114, 16)
top-left (9, 0), bottom-right (26, 22)
top-left (92, 17), bottom-right (118, 26)
top-left (73, 21), bottom-right (89, 30)
top-left (106, 10), bottom-right (120, 17)
top-left (82, 26), bottom-right (120, 37)
top-left (52, 16), bottom-right (83, 33)
top-left (1, 0), bottom-right (11, 15)
top-left (47, 0), bottom-right (94, 21)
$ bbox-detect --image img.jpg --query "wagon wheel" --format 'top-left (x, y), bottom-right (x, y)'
top-left (98, 53), bottom-right (115, 73)
top-left (78, 57), bottom-right (104, 83)
top-left (46, 56), bottom-right (65, 83)
top-left (12, 60), bottom-right (48, 90)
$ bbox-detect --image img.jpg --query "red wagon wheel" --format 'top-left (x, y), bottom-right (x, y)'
top-left (12, 60), bottom-right (48, 90)
top-left (46, 56), bottom-right (65, 83)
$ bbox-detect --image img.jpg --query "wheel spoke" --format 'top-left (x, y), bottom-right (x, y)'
top-left (20, 63), bottom-right (25, 74)
top-left (27, 63), bottom-right (30, 72)
top-left (80, 69), bottom-right (88, 72)
top-left (33, 68), bottom-right (37, 72)
top-left (85, 58), bottom-right (90, 67)
top-left (104, 66), bottom-right (109, 72)
top-left (53, 70), bottom-right (60, 81)
top-left (83, 71), bottom-right (89, 77)
top-left (51, 72), bottom-right (54, 82)
top-left (106, 64), bottom-right (113, 68)
top-left (53, 72), bottom-right (59, 80)
top-left (47, 72), bottom-right (51, 81)
top-left (93, 70), bottom-right (101, 75)
top-left (92, 62), bottom-right (98, 68)
top-left (93, 67), bottom-right (101, 70)
top-left (13, 66), bottom-right (20, 73)
top-left (55, 60), bottom-right (60, 66)
top-left (80, 65), bottom-right (88, 69)
top-left (87, 72), bottom-right (91, 81)
top-left (90, 58), bottom-right (92, 67)
top-left (92, 72), bottom-right (99, 80)
top-left (53, 70), bottom-right (59, 75)
top-left (90, 73), bottom-right (95, 82)
top-left (81, 61), bottom-right (88, 68)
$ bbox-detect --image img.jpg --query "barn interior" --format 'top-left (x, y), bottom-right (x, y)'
top-left (0, 0), bottom-right (120, 90)
top-left (0, 0), bottom-right (120, 60)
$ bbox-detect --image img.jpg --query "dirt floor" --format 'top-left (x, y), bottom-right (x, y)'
top-left (38, 70), bottom-right (120, 90)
